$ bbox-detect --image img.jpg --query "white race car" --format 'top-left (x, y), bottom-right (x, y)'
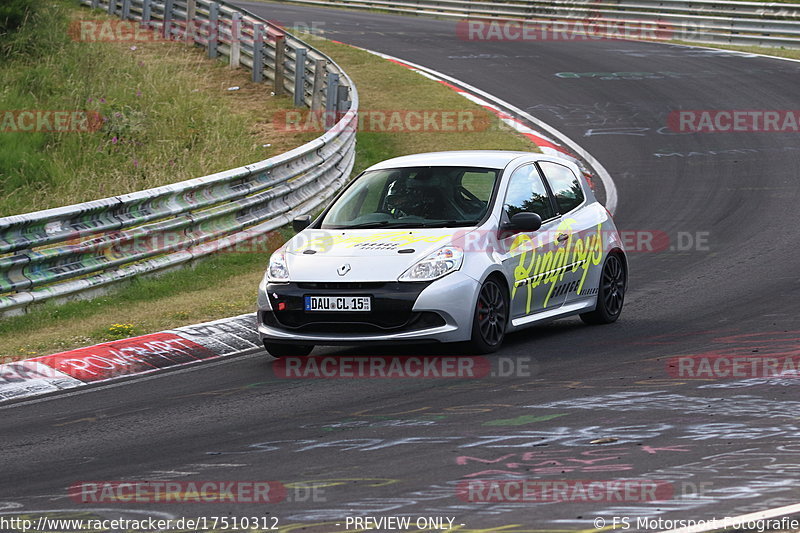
top-left (258, 151), bottom-right (627, 356)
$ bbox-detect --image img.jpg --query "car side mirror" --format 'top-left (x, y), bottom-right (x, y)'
top-left (502, 212), bottom-right (542, 233)
top-left (292, 215), bottom-right (312, 233)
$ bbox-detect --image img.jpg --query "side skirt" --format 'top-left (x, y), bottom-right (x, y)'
top-left (509, 298), bottom-right (596, 330)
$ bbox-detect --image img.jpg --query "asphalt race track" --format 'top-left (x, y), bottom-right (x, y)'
top-left (2, 3), bottom-right (800, 531)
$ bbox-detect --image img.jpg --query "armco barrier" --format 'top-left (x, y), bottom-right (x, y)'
top-left (0, 0), bottom-right (358, 315)
top-left (276, 0), bottom-right (800, 49)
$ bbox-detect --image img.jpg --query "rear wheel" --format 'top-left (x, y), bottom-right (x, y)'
top-left (580, 253), bottom-right (626, 325)
top-left (468, 277), bottom-right (508, 354)
top-left (263, 342), bottom-right (314, 358)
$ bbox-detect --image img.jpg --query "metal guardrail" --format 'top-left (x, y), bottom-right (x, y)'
top-left (280, 0), bottom-right (800, 48)
top-left (0, 0), bottom-right (358, 315)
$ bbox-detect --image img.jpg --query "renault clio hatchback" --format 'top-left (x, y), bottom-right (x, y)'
top-left (258, 151), bottom-right (627, 356)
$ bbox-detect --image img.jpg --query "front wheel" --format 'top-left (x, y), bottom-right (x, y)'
top-left (468, 277), bottom-right (509, 354)
top-left (263, 342), bottom-right (314, 358)
top-left (580, 253), bottom-right (626, 325)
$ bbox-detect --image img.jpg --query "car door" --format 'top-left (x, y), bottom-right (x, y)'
top-left (499, 163), bottom-right (568, 319)
top-left (537, 161), bottom-right (603, 306)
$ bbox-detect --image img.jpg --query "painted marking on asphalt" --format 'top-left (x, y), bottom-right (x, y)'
top-left (667, 41), bottom-right (800, 65)
top-left (355, 47), bottom-right (619, 214)
top-left (186, 463), bottom-right (248, 468)
top-left (482, 413), bottom-right (568, 426)
top-left (0, 508), bottom-right (176, 519)
top-left (658, 501), bottom-right (800, 533)
top-left (54, 416), bottom-right (103, 427)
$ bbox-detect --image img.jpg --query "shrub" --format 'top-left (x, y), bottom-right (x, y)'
top-left (0, 0), bottom-right (37, 36)
top-left (0, 0), bottom-right (68, 61)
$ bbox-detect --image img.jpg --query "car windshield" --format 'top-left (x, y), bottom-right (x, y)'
top-left (320, 166), bottom-right (500, 229)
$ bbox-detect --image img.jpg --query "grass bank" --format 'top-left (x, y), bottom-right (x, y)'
top-left (0, 24), bottom-right (538, 359)
top-left (0, 0), bottom-right (314, 215)
top-left (671, 40), bottom-right (800, 60)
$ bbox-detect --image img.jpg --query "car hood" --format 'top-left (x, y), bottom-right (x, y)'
top-left (283, 228), bottom-right (472, 282)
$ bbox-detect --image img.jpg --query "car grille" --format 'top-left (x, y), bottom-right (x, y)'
top-left (260, 281), bottom-right (441, 335)
top-left (261, 310), bottom-right (445, 335)
top-left (297, 282), bottom-right (386, 290)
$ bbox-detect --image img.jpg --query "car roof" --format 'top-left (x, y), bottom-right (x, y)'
top-left (364, 150), bottom-right (539, 171)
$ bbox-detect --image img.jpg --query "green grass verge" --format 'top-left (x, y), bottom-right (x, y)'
top-left (0, 0), bottom-right (315, 215)
top-left (670, 40), bottom-right (800, 60)
top-left (1, 25), bottom-right (538, 359)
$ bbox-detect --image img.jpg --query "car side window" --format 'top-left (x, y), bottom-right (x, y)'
top-left (503, 164), bottom-right (555, 221)
top-left (455, 170), bottom-right (497, 220)
top-left (326, 172), bottom-right (391, 225)
top-left (538, 161), bottom-right (585, 214)
top-left (460, 171), bottom-right (495, 202)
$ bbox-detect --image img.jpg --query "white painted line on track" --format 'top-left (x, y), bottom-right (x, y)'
top-left (657, 501), bottom-right (800, 533)
top-left (355, 47), bottom-right (619, 214)
top-left (665, 41), bottom-right (800, 65)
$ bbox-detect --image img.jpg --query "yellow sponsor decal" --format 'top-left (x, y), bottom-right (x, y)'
top-left (296, 231), bottom-right (449, 252)
top-left (510, 220), bottom-right (604, 313)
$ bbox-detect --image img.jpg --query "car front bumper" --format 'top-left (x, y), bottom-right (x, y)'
top-left (257, 272), bottom-right (479, 345)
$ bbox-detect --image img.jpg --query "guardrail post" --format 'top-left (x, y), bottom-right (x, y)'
top-left (142, 0), bottom-right (151, 28)
top-left (208, 2), bottom-right (219, 58)
top-left (293, 48), bottom-right (307, 107)
top-left (91, 0), bottom-right (99, 9)
top-left (186, 0), bottom-right (196, 44)
top-left (252, 24), bottom-right (264, 83)
top-left (680, 20), bottom-right (698, 42)
top-left (310, 59), bottom-right (325, 111)
top-left (337, 84), bottom-right (350, 115)
top-left (107, 0), bottom-right (116, 15)
top-left (121, 0), bottom-right (131, 20)
top-left (163, 0), bottom-right (174, 40)
top-left (274, 34), bottom-right (286, 95)
top-left (230, 12), bottom-right (242, 68)
top-left (325, 72), bottom-right (339, 130)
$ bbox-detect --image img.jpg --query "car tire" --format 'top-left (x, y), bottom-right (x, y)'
top-left (580, 253), bottom-right (626, 325)
top-left (468, 277), bottom-right (509, 354)
top-left (263, 342), bottom-right (314, 358)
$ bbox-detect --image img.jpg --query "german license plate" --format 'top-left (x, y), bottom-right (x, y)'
top-left (304, 295), bottom-right (372, 312)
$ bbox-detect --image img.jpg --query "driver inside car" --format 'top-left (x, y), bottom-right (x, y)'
top-left (385, 172), bottom-right (445, 219)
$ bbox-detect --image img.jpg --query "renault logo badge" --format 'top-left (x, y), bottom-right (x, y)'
top-left (337, 263), bottom-right (351, 276)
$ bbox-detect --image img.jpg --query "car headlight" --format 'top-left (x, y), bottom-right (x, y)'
top-left (267, 248), bottom-right (290, 282)
top-left (399, 246), bottom-right (463, 282)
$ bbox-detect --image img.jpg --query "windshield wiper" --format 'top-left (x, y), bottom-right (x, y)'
top-left (327, 219), bottom-right (478, 229)
top-left (329, 220), bottom-right (410, 229)
top-left (417, 220), bottom-right (476, 228)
